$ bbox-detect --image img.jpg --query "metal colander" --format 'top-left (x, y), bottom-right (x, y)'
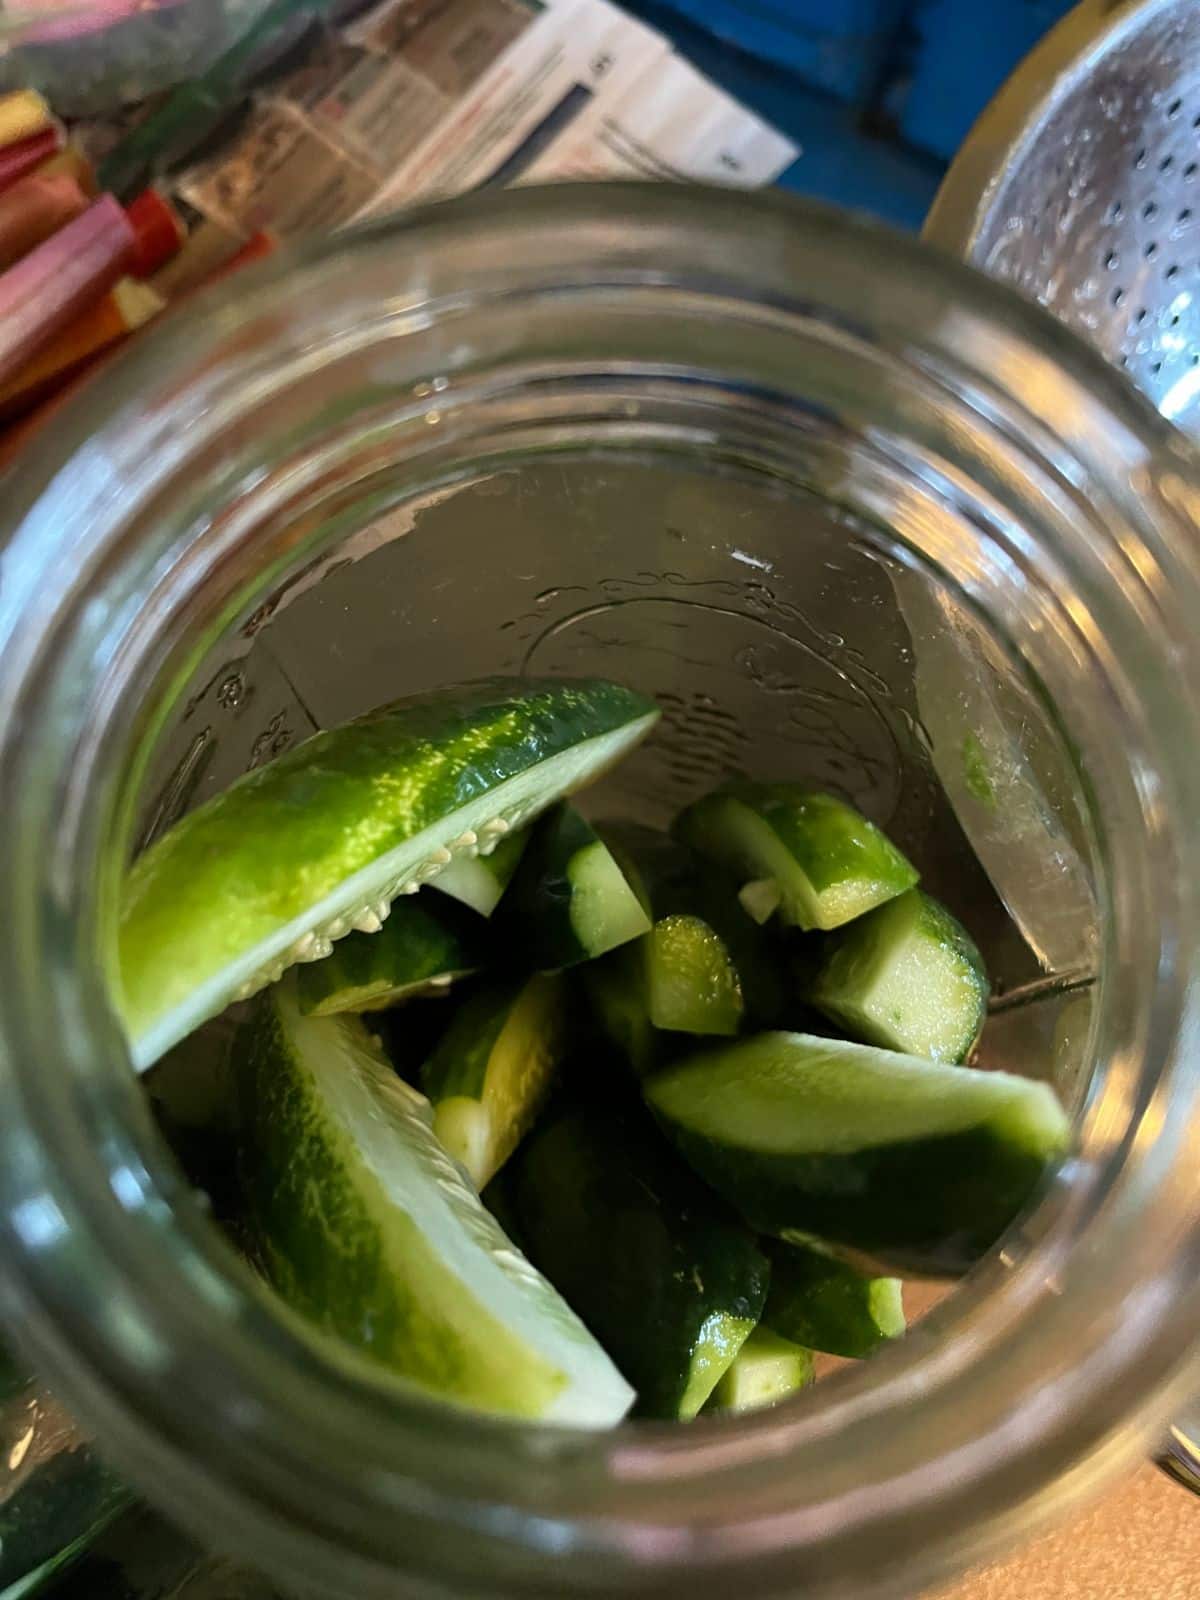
top-left (927, 0), bottom-right (1200, 433)
top-left (928, 0), bottom-right (1200, 1494)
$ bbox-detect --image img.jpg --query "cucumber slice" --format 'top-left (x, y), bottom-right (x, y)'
top-left (295, 895), bottom-right (485, 1016)
top-left (585, 913), bottom-right (743, 1077)
top-left (762, 1239), bottom-right (904, 1358)
top-left (235, 980), bottom-right (633, 1425)
top-left (432, 827), bottom-right (529, 917)
top-left (120, 677), bottom-right (658, 1069)
top-left (810, 889), bottom-right (989, 1063)
top-left (645, 915), bottom-right (743, 1036)
top-left (512, 1102), bottom-right (768, 1419)
top-left (644, 1032), bottom-right (1070, 1275)
top-left (601, 822), bottom-right (786, 1027)
top-left (584, 825), bottom-right (785, 1075)
top-left (674, 783), bottom-right (918, 931)
top-left (707, 1327), bottom-right (813, 1412)
top-left (498, 804), bottom-right (650, 970)
top-left (421, 974), bottom-right (567, 1189)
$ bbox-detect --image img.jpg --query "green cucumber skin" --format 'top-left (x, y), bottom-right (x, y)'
top-left (121, 677), bottom-right (658, 1064)
top-left (235, 987), bottom-right (631, 1421)
top-left (654, 1116), bottom-right (1054, 1277)
top-left (498, 805), bottom-right (647, 970)
top-left (674, 785), bottom-right (918, 930)
top-left (296, 895), bottom-right (485, 1015)
top-left (810, 889), bottom-right (989, 1063)
top-left (731, 784), bottom-right (915, 900)
top-left (762, 1240), bottom-right (904, 1357)
top-left (419, 982), bottom-right (513, 1103)
top-left (513, 1103), bottom-right (769, 1419)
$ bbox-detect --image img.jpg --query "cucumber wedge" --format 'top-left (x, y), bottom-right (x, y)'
top-left (646, 915), bottom-right (743, 1035)
top-left (421, 974), bottom-right (567, 1189)
top-left (674, 783), bottom-right (917, 931)
top-left (810, 888), bottom-right (989, 1063)
top-left (432, 828), bottom-right (529, 917)
top-left (707, 1327), bottom-right (813, 1413)
top-left (762, 1239), bottom-right (904, 1357)
top-left (235, 980), bottom-right (633, 1425)
top-left (498, 804), bottom-right (650, 970)
top-left (295, 895), bottom-right (484, 1016)
top-left (584, 825), bottom-right (785, 1075)
top-left (585, 915), bottom-right (742, 1078)
top-left (601, 823), bottom-right (786, 1027)
top-left (512, 1102), bottom-right (769, 1419)
top-left (120, 678), bottom-right (659, 1069)
top-left (644, 1032), bottom-right (1070, 1275)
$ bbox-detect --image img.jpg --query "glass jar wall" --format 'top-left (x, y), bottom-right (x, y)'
top-left (1, 186), bottom-right (1199, 1600)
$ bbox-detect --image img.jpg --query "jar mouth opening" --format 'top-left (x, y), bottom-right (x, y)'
top-left (3, 185), bottom-right (1200, 1595)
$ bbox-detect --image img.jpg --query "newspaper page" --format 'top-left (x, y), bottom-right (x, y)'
top-left (176, 0), bottom-right (798, 239)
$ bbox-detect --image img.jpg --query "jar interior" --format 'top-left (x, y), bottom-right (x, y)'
top-left (11, 187), bottom-right (1198, 1596)
top-left (134, 435), bottom-right (1101, 1404)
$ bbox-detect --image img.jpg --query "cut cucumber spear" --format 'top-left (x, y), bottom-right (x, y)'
top-left (585, 826), bottom-right (782, 1075)
top-left (497, 804), bottom-right (650, 971)
top-left (645, 1032), bottom-right (1069, 1276)
top-left (762, 1239), bottom-right (904, 1358)
top-left (707, 1327), bottom-right (813, 1413)
top-left (512, 1102), bottom-right (769, 1419)
top-left (602, 822), bottom-right (786, 1027)
top-left (120, 678), bottom-right (658, 1070)
top-left (235, 980), bottom-right (633, 1426)
top-left (810, 888), bottom-right (989, 1064)
top-left (432, 828), bottom-right (529, 917)
top-left (421, 974), bottom-right (567, 1189)
top-left (296, 894), bottom-right (485, 1016)
top-left (674, 783), bottom-right (917, 931)
top-left (645, 915), bottom-right (743, 1036)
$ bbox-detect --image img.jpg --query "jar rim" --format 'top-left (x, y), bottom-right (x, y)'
top-left (2, 183), bottom-right (1200, 1598)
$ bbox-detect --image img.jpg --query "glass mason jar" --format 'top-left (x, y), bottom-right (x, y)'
top-left (1, 185), bottom-right (1200, 1600)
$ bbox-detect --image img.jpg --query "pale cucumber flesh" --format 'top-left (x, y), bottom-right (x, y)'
top-left (645, 914), bottom-right (743, 1036)
top-left (423, 975), bottom-right (567, 1189)
top-left (236, 981), bottom-right (633, 1425)
top-left (811, 889), bottom-right (988, 1063)
top-left (433, 828), bottom-right (529, 917)
top-left (708, 1327), bottom-right (813, 1412)
top-left (568, 840), bottom-right (653, 961)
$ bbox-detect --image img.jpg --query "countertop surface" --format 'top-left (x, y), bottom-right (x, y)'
top-left (938, 1460), bottom-right (1199, 1600)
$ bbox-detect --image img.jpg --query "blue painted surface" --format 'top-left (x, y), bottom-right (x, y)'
top-left (900, 0), bottom-right (1077, 160)
top-left (630, 0), bottom-right (1077, 231)
top-left (626, 1), bottom-right (942, 231)
top-left (649, 0), bottom-right (906, 103)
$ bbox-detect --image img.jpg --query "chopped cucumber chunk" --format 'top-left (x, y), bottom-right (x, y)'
top-left (296, 894), bottom-right (484, 1016)
top-left (421, 974), bottom-right (566, 1189)
top-left (811, 888), bottom-right (989, 1063)
top-left (645, 1032), bottom-right (1069, 1275)
top-left (235, 980), bottom-right (632, 1425)
top-left (121, 678), bottom-right (659, 1069)
top-left (675, 783), bottom-right (917, 930)
top-left (646, 915), bottom-right (743, 1036)
top-left (707, 1327), bottom-right (813, 1412)
top-left (498, 804), bottom-right (650, 971)
top-left (432, 828), bottom-right (529, 917)
top-left (762, 1239), bottom-right (904, 1358)
top-left (512, 1102), bottom-right (768, 1419)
